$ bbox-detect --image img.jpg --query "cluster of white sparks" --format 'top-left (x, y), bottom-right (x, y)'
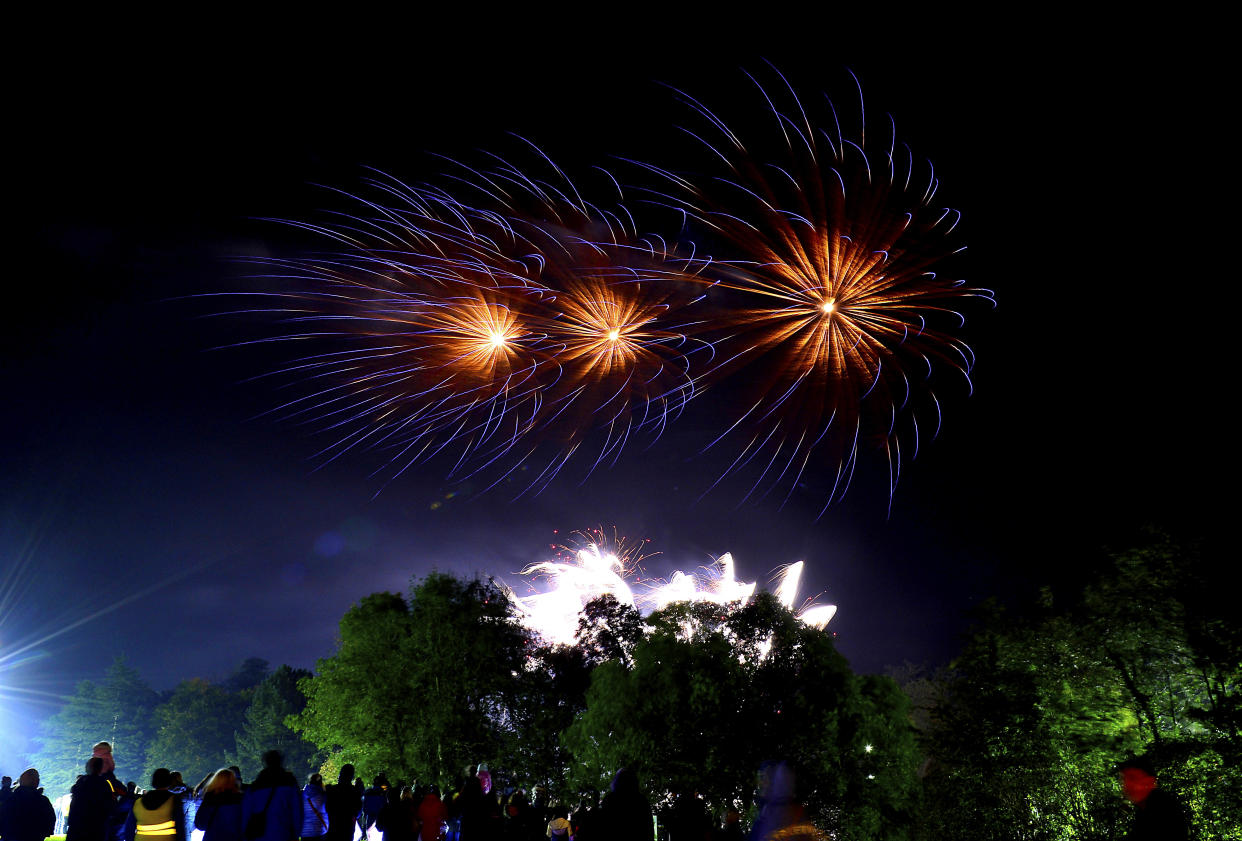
top-left (508, 543), bottom-right (836, 647)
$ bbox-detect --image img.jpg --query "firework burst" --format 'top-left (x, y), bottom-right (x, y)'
top-left (225, 155), bottom-right (710, 495)
top-left (507, 528), bottom-right (835, 648)
top-left (639, 67), bottom-right (995, 511)
top-left (223, 69), bottom-right (990, 510)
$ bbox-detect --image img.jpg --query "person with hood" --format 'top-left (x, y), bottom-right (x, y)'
top-left (0, 769), bottom-right (56, 841)
top-left (67, 758), bottom-right (114, 841)
top-left (597, 768), bottom-right (651, 841)
top-left (241, 752), bottom-right (301, 841)
top-left (301, 774), bottom-right (329, 841)
top-left (195, 769), bottom-right (244, 841)
top-left (167, 773), bottom-right (197, 836)
top-left (1117, 756), bottom-right (1189, 841)
top-left (416, 786), bottom-right (447, 841)
top-left (747, 763), bottom-right (824, 841)
top-left (124, 769), bottom-right (186, 841)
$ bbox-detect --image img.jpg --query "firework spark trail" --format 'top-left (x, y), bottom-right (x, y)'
top-left (223, 69), bottom-right (991, 510)
top-left (224, 161), bottom-right (713, 492)
top-left (636, 67), bottom-right (995, 510)
top-left (506, 529), bottom-right (835, 648)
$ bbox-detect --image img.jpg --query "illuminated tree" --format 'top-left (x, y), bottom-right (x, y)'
top-left (918, 534), bottom-right (1239, 840)
top-left (292, 574), bottom-right (531, 787)
top-left (562, 594), bottom-right (920, 839)
top-left (229, 665), bottom-right (321, 781)
top-left (29, 656), bottom-right (158, 796)
top-left (145, 679), bottom-right (247, 785)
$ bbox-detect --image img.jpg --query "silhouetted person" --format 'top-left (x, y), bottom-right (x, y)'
top-left (570, 794), bottom-right (598, 841)
top-left (376, 788), bottom-right (415, 841)
top-left (1117, 756), bottom-right (1189, 841)
top-left (125, 768), bottom-right (186, 841)
top-left (108, 783), bottom-right (137, 841)
top-left (748, 763), bottom-right (823, 841)
top-left (363, 778), bottom-right (389, 839)
top-left (230, 768), bottom-right (250, 795)
top-left (242, 751), bottom-right (301, 841)
top-left (195, 769), bottom-right (244, 841)
top-left (664, 790), bottom-right (709, 841)
top-left (92, 740), bottom-right (117, 780)
top-left (0, 769), bottom-right (55, 841)
top-left (324, 766), bottom-right (362, 841)
top-left (597, 768), bottom-right (651, 841)
top-left (67, 758), bottom-right (114, 841)
top-left (712, 808), bottom-right (743, 841)
top-left (450, 776), bottom-right (494, 841)
top-left (87, 743), bottom-right (127, 841)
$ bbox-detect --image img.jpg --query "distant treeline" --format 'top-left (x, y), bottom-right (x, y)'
top-left (27, 532), bottom-right (1238, 840)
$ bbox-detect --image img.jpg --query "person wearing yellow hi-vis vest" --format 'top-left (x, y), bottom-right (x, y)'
top-left (124, 769), bottom-right (186, 841)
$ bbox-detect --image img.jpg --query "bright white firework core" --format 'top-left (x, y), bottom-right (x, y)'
top-left (508, 545), bottom-right (835, 648)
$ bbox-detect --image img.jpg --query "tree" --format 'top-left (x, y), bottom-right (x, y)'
top-left (145, 679), bottom-right (247, 786)
top-left (574, 594), bottom-right (644, 667)
top-left (919, 534), bottom-right (1239, 840)
top-left (230, 665), bottom-right (321, 781)
top-left (292, 574), bottom-right (532, 787)
top-left (562, 594), bottom-right (921, 839)
top-left (500, 643), bottom-right (591, 795)
top-left (563, 607), bottom-right (749, 806)
top-left (29, 656), bottom-right (158, 796)
top-left (222, 658), bottom-right (271, 694)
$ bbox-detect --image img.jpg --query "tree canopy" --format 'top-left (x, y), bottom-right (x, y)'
top-left (919, 534), bottom-right (1238, 839)
top-left (230, 664), bottom-right (320, 781)
top-left (291, 573), bottom-right (532, 787)
top-left (563, 594), bottom-right (920, 838)
top-left (28, 532), bottom-right (1233, 840)
top-left (30, 656), bottom-right (158, 795)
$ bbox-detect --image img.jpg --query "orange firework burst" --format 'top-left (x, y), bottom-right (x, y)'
top-left (230, 159), bottom-right (709, 494)
top-left (224, 73), bottom-right (990, 509)
top-left (645, 68), bottom-right (994, 510)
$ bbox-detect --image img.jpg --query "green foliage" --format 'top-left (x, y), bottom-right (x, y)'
top-left (222, 658), bottom-right (271, 694)
top-left (145, 678), bottom-right (248, 786)
top-left (33, 539), bottom-right (1227, 841)
top-left (501, 643), bottom-right (591, 794)
top-left (574, 594), bottom-right (644, 667)
top-left (229, 665), bottom-right (321, 782)
top-left (562, 594), bottom-right (921, 839)
top-left (291, 574), bottom-right (532, 788)
top-left (29, 656), bottom-right (158, 797)
top-left (918, 534), bottom-right (1238, 840)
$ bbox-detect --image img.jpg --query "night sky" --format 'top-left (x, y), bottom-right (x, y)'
top-left (2, 33), bottom-right (1204, 768)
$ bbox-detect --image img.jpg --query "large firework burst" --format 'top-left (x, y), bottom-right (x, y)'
top-left (505, 527), bottom-right (836, 648)
top-left (225, 69), bottom-right (990, 510)
top-left (226, 154), bottom-right (710, 495)
top-left (641, 68), bottom-right (994, 511)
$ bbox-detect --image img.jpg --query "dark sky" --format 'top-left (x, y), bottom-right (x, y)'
top-left (2, 33), bottom-right (1204, 767)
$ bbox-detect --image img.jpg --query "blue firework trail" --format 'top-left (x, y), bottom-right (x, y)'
top-left (220, 70), bottom-right (992, 511)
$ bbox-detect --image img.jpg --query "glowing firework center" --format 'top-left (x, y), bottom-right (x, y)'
top-left (508, 543), bottom-right (836, 647)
